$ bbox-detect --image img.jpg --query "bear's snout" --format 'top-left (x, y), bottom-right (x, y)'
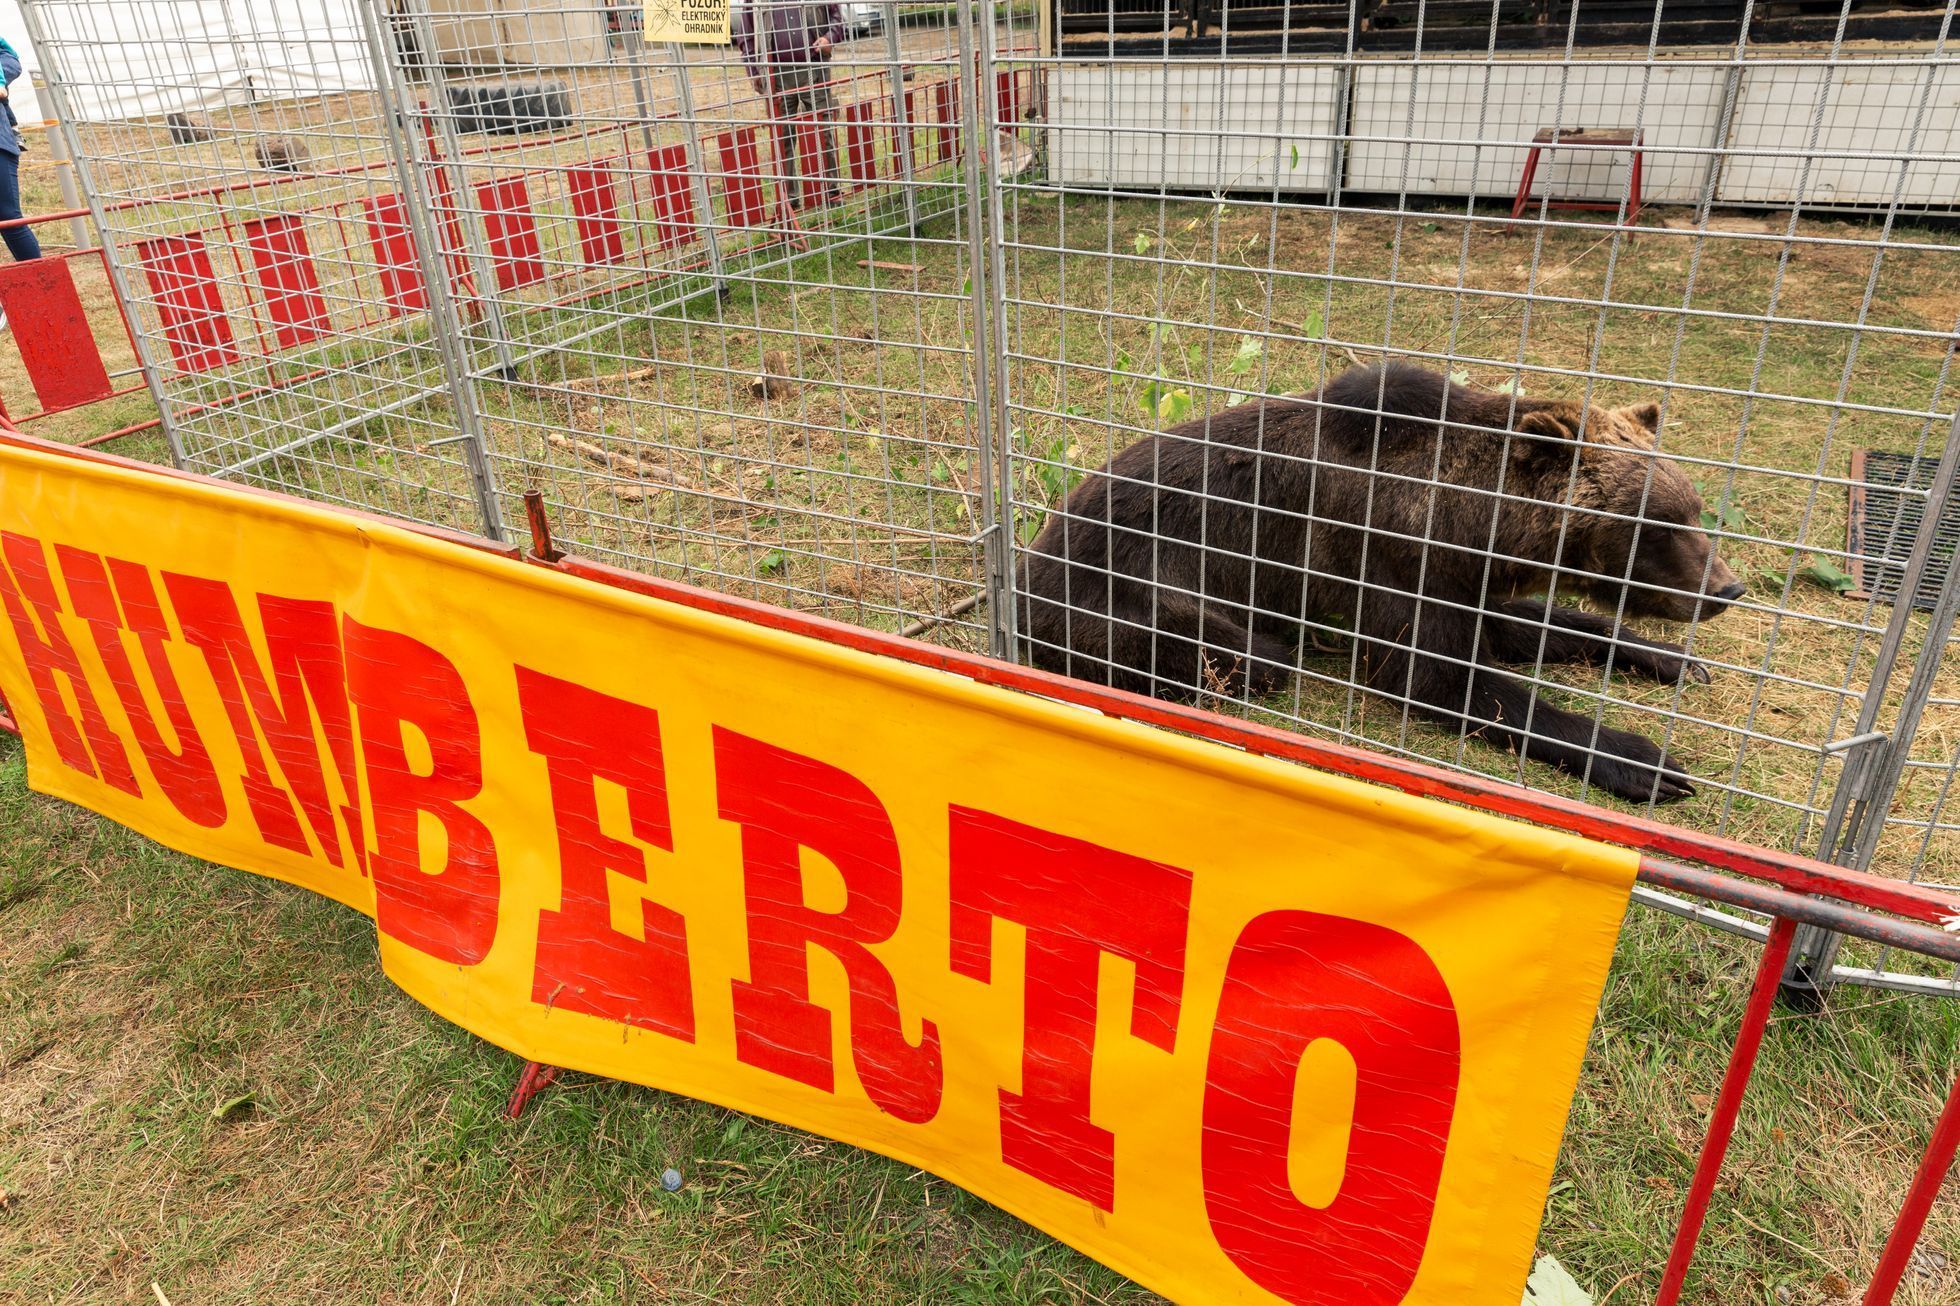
top-left (1682, 562), bottom-right (1746, 621)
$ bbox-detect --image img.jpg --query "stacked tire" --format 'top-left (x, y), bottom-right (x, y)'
top-left (443, 82), bottom-right (574, 136)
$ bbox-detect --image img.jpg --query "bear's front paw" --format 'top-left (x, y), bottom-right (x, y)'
top-left (1620, 640), bottom-right (1711, 686)
top-left (1590, 732), bottom-right (1697, 804)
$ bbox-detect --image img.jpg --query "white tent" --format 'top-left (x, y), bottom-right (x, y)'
top-left (6, 0), bottom-right (606, 126)
top-left (4, 0), bottom-right (377, 124)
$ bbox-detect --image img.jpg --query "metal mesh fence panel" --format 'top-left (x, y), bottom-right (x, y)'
top-left (18, 0), bottom-right (507, 534)
top-left (993, 1), bottom-right (1960, 992)
top-left (21, 0), bottom-right (1960, 990)
top-left (358, 0), bottom-right (1016, 638)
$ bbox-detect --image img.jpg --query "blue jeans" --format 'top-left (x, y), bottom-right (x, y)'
top-left (0, 149), bottom-right (40, 261)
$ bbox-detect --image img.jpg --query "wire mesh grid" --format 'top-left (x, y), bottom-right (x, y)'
top-left (990, 1), bottom-right (1960, 992)
top-left (19, 0), bottom-right (1960, 993)
top-left (15, 0), bottom-right (511, 532)
top-left (361, 0), bottom-right (1020, 634)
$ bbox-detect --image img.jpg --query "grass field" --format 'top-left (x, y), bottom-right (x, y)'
top-left (6, 733), bottom-right (1960, 1305)
top-left (6, 114), bottom-right (1960, 1303)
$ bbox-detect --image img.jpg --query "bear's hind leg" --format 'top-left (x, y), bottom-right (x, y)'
top-left (1366, 596), bottom-right (1696, 802)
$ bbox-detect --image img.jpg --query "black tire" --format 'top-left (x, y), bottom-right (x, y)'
top-left (442, 81), bottom-right (574, 137)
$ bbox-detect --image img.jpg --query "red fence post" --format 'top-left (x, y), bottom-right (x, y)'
top-left (1655, 917), bottom-right (1798, 1305)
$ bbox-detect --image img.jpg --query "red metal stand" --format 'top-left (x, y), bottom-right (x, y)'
top-left (1511, 126), bottom-right (1644, 227)
top-left (504, 1061), bottom-right (561, 1119)
top-left (1863, 1071), bottom-right (1960, 1304)
top-left (1654, 917), bottom-right (1797, 1305)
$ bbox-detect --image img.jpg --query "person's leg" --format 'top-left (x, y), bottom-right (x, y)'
top-left (811, 79), bottom-right (839, 194)
top-left (0, 149), bottom-right (41, 261)
top-left (770, 71), bottom-right (806, 209)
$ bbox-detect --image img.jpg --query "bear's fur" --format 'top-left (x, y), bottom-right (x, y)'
top-left (1018, 362), bottom-right (1744, 802)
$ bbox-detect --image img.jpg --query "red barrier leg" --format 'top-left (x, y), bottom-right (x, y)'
top-left (1510, 146), bottom-right (1543, 222)
top-left (1863, 1071), bottom-right (1960, 1305)
top-left (505, 1060), bottom-right (561, 1119)
top-left (1655, 916), bottom-right (1797, 1306)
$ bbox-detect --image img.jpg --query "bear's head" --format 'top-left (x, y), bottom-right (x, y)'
top-left (1514, 399), bottom-right (1744, 624)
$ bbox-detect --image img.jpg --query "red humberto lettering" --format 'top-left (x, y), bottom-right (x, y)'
top-left (0, 531), bottom-right (1463, 1304)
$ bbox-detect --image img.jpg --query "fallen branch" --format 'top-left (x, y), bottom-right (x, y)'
top-left (899, 591), bottom-right (986, 639)
top-left (543, 430), bottom-right (695, 500)
top-left (566, 364), bottom-right (660, 391)
top-left (857, 259), bottom-right (923, 274)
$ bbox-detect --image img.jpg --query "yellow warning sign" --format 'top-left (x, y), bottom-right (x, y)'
top-left (645, 0), bottom-right (731, 44)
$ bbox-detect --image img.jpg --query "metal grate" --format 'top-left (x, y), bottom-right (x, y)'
top-left (1847, 449), bottom-right (1960, 612)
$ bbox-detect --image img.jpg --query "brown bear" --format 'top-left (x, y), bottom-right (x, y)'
top-left (1018, 361), bottom-right (1744, 803)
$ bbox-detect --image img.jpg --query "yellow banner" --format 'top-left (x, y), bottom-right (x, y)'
top-left (0, 438), bottom-right (1636, 1305)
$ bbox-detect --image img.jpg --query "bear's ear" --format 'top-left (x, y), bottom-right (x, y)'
top-left (1624, 401), bottom-right (1662, 433)
top-left (1512, 408), bottom-right (1579, 462)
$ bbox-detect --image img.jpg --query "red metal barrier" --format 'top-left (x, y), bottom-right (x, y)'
top-left (844, 99), bottom-right (883, 192)
top-left (477, 177), bottom-right (546, 291)
top-left (934, 78), bottom-right (960, 163)
top-left (0, 64), bottom-right (984, 441)
top-left (716, 127), bottom-right (771, 229)
top-left (363, 193), bottom-right (429, 316)
top-left (239, 215), bottom-right (332, 350)
top-left (135, 234), bottom-right (241, 373)
top-left (566, 164), bottom-right (627, 265)
top-left (0, 258), bottom-right (113, 411)
top-left (1866, 1072), bottom-right (1960, 1304)
top-left (645, 142), bottom-right (699, 249)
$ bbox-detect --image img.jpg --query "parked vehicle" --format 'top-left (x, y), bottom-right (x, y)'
top-left (842, 2), bottom-right (884, 36)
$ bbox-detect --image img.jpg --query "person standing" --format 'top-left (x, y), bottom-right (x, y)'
top-left (731, 0), bottom-right (844, 210)
top-left (0, 35), bottom-right (41, 334)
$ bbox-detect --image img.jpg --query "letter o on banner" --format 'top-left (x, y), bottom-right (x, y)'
top-left (1201, 911), bottom-right (1461, 1304)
